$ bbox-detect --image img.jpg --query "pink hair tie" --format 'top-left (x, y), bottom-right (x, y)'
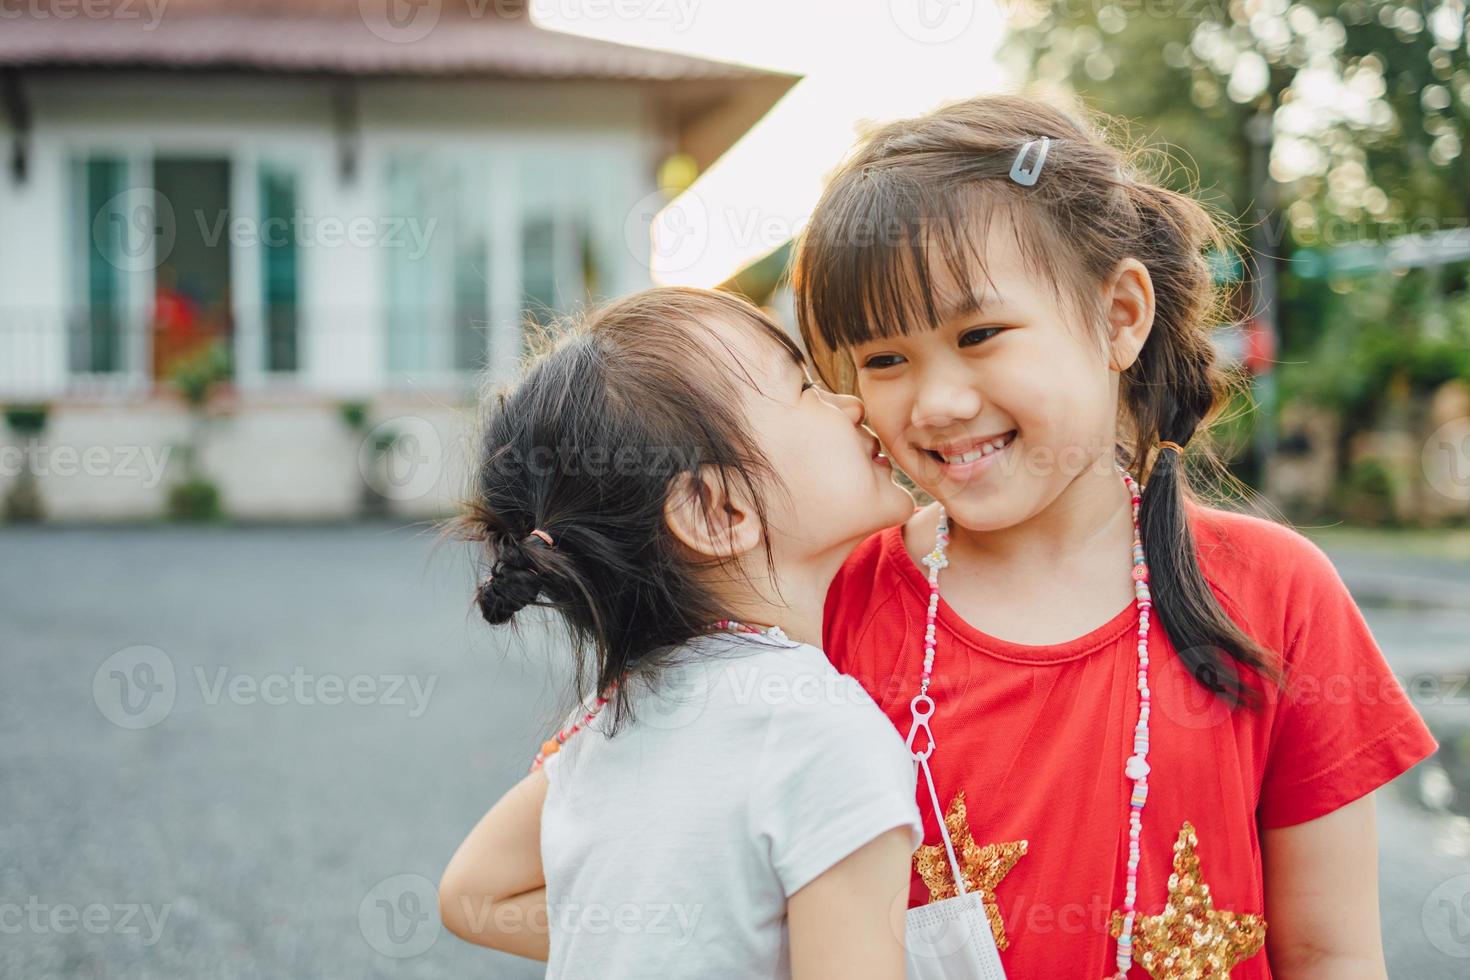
top-left (528, 529), bottom-right (555, 548)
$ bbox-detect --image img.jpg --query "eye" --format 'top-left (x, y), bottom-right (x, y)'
top-left (959, 326), bottom-right (1004, 347)
top-left (861, 353), bottom-right (906, 370)
top-left (800, 380), bottom-right (817, 393)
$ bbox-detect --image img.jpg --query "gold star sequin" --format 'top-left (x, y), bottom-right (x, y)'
top-left (913, 791), bottom-right (1028, 950)
top-left (1111, 821), bottom-right (1266, 979)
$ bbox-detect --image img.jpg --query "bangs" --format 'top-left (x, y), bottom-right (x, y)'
top-left (795, 171), bottom-right (1071, 381)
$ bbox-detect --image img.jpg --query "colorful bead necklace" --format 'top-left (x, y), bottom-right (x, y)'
top-left (527, 619), bottom-right (789, 773)
top-left (920, 462), bottom-right (1152, 980)
top-left (529, 686), bottom-right (614, 773)
top-left (712, 619), bottom-right (792, 644)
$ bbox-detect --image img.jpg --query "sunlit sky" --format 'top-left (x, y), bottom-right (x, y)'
top-left (533, 0), bottom-right (1014, 286)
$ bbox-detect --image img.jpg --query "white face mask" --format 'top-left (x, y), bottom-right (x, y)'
top-left (903, 696), bottom-right (1008, 980)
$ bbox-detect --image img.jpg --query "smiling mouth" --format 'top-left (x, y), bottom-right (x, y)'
top-left (923, 430), bottom-right (1017, 465)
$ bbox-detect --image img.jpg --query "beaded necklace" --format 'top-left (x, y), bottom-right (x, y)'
top-left (528, 619), bottom-right (789, 773)
top-left (919, 463), bottom-right (1152, 980)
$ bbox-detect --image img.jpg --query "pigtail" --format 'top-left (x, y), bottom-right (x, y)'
top-left (474, 531), bottom-right (567, 626)
top-left (1123, 181), bottom-right (1281, 707)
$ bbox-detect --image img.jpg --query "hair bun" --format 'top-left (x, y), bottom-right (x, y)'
top-left (474, 550), bottom-right (542, 625)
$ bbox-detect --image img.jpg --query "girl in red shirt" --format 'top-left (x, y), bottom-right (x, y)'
top-left (793, 94), bottom-right (1435, 980)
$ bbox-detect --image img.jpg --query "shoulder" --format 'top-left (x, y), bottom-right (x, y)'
top-left (708, 641), bottom-right (896, 748)
top-left (1185, 503), bottom-right (1361, 662)
top-left (711, 640), bottom-right (881, 721)
top-left (829, 526), bottom-right (898, 596)
top-left (1188, 503), bottom-right (1343, 595)
top-left (751, 645), bottom-right (913, 780)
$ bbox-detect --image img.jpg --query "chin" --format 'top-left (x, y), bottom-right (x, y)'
top-left (878, 487), bottom-right (915, 526)
top-left (941, 492), bottom-right (1034, 533)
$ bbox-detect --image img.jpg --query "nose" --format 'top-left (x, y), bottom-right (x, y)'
top-left (911, 367), bottom-right (981, 429)
top-left (818, 388), bottom-right (867, 427)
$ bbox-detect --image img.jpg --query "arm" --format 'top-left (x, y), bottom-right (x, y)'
top-left (438, 770), bottom-right (551, 961)
top-left (1262, 794), bottom-right (1386, 980)
top-left (787, 826), bottom-right (914, 980)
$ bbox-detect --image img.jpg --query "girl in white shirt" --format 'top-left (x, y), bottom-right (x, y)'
top-left (439, 287), bottom-right (923, 980)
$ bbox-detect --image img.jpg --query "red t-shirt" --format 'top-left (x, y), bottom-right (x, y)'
top-left (824, 505), bottom-right (1436, 979)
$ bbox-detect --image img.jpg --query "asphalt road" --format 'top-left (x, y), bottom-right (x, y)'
top-left (2, 525), bottom-right (1466, 979)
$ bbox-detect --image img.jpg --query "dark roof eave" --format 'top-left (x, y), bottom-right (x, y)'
top-left (1, 60), bottom-right (791, 84)
top-left (0, 17), bottom-right (800, 84)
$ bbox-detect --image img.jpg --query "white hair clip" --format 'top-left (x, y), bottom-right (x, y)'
top-left (1009, 137), bottom-right (1050, 187)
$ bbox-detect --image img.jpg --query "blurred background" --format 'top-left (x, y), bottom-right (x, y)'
top-left (1, 0), bottom-right (1467, 977)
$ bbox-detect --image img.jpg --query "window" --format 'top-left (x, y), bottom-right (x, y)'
top-left (73, 156), bottom-right (128, 375)
top-left (384, 153), bottom-right (490, 379)
top-left (259, 164), bottom-right (299, 373)
top-left (517, 155), bottom-right (604, 353)
top-left (384, 147), bottom-right (623, 381)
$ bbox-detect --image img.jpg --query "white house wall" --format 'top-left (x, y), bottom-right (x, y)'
top-left (0, 72), bottom-right (665, 520)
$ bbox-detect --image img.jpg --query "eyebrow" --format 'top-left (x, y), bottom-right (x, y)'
top-left (937, 289), bottom-right (1009, 323)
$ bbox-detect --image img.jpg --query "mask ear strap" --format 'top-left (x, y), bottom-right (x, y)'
top-left (918, 754), bottom-right (970, 897)
top-left (1009, 137), bottom-right (1050, 187)
top-left (908, 693), bottom-right (969, 896)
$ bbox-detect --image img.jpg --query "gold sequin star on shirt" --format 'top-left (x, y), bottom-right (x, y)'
top-left (1110, 821), bottom-right (1267, 979)
top-left (913, 791), bottom-right (1028, 950)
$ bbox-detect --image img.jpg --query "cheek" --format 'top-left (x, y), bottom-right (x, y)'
top-left (1004, 342), bottom-right (1111, 434)
top-left (856, 383), bottom-right (910, 446)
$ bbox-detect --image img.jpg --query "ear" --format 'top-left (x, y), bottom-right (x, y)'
top-left (1102, 257), bottom-right (1156, 372)
top-left (663, 466), bottom-right (763, 561)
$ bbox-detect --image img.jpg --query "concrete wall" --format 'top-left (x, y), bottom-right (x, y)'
top-left (0, 396), bottom-right (477, 522)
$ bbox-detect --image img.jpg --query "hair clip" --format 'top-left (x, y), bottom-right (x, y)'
top-left (1009, 137), bottom-right (1050, 187)
top-left (528, 529), bottom-right (555, 548)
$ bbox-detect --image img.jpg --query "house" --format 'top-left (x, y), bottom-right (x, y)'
top-left (0, 0), bottom-right (795, 519)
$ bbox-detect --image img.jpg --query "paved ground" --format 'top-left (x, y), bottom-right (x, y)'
top-left (2, 526), bottom-right (1467, 979)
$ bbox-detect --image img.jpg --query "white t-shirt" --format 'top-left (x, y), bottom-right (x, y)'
top-left (539, 631), bottom-right (922, 980)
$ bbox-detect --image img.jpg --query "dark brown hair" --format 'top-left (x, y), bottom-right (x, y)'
top-left (450, 286), bottom-right (806, 730)
top-left (793, 94), bottom-right (1278, 706)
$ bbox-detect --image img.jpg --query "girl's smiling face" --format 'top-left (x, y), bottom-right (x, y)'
top-left (849, 216), bottom-right (1149, 532)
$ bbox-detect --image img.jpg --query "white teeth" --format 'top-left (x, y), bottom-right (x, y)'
top-left (938, 433), bottom-right (1012, 464)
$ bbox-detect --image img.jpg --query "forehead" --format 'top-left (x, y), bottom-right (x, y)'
top-left (696, 313), bottom-right (805, 385)
top-left (920, 216), bottom-right (1052, 322)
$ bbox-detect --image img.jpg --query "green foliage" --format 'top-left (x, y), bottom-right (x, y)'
top-left (339, 401), bottom-right (369, 431)
top-left (1279, 271), bottom-right (1470, 420)
top-left (1336, 456), bottom-right (1398, 526)
top-left (4, 404), bottom-right (48, 435)
top-left (168, 476), bottom-right (223, 522)
top-left (170, 342), bottom-right (232, 409)
top-left (1005, 0), bottom-right (1469, 238)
